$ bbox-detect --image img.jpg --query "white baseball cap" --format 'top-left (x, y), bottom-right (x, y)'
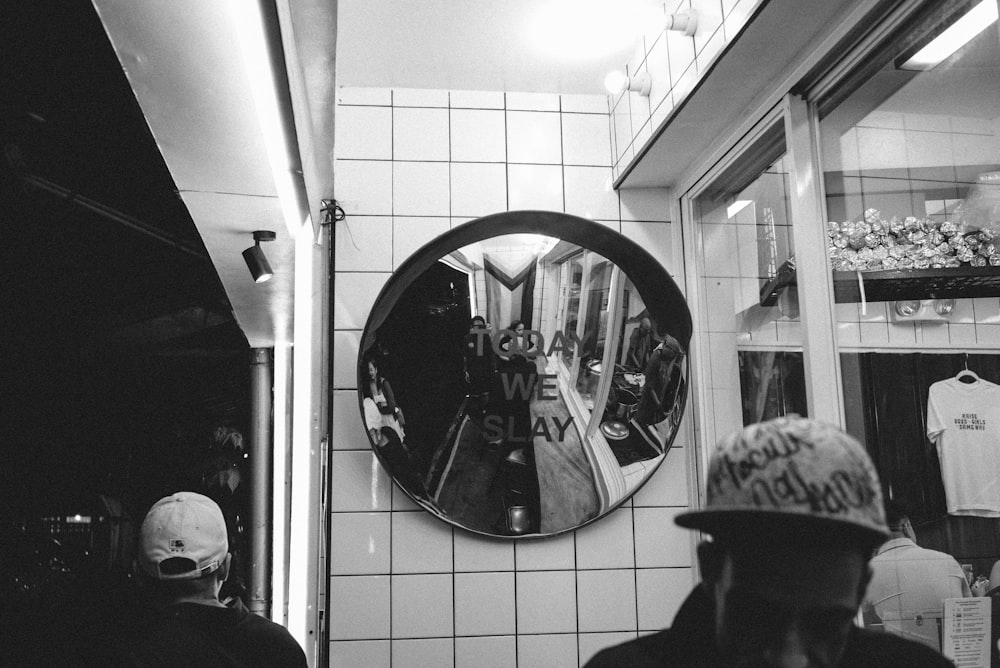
top-left (138, 491), bottom-right (229, 580)
top-left (676, 416), bottom-right (889, 547)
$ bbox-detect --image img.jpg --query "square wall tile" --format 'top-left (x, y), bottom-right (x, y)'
top-left (564, 166), bottom-right (619, 221)
top-left (887, 321), bottom-right (917, 346)
top-left (330, 512), bottom-right (391, 575)
top-left (392, 217), bottom-right (451, 269)
top-left (858, 301), bottom-right (887, 323)
top-left (949, 323), bottom-right (977, 346)
top-left (507, 111), bottom-right (563, 164)
top-left (515, 530), bottom-right (575, 570)
top-left (333, 272), bottom-right (389, 329)
top-left (332, 389), bottom-right (369, 451)
top-left (454, 532), bottom-right (515, 571)
top-left (575, 506), bottom-right (635, 569)
top-left (836, 321), bottom-right (861, 346)
top-left (633, 446), bottom-right (688, 507)
top-left (634, 507), bottom-right (693, 568)
top-left (335, 215), bottom-right (393, 272)
top-left (516, 570), bottom-right (577, 633)
top-left (620, 221), bottom-right (674, 273)
top-left (391, 511), bottom-right (454, 574)
top-left (333, 330), bottom-right (361, 389)
top-left (561, 94), bottom-right (608, 114)
top-left (451, 109), bottom-right (506, 162)
top-left (978, 324), bottom-right (1000, 345)
top-left (919, 321), bottom-right (951, 347)
top-left (507, 164), bottom-right (563, 211)
top-left (451, 90), bottom-right (505, 109)
top-left (454, 572), bottom-right (516, 636)
top-left (708, 331), bottom-right (739, 391)
top-left (579, 632), bottom-right (637, 667)
top-left (859, 321), bottom-right (889, 345)
top-left (517, 633), bottom-right (578, 668)
top-left (455, 636), bottom-right (516, 668)
top-left (330, 640), bottom-right (390, 668)
top-left (562, 113), bottom-right (612, 166)
top-left (330, 450), bottom-right (392, 512)
top-left (451, 163), bottom-right (508, 218)
top-left (338, 87), bottom-right (391, 106)
top-left (506, 92), bottom-right (560, 111)
top-left (391, 574), bottom-right (454, 638)
top-left (393, 88), bottom-right (449, 108)
top-left (973, 298), bottom-right (1000, 323)
top-left (693, 0), bottom-right (725, 55)
top-left (335, 160), bottom-right (393, 216)
top-left (329, 575), bottom-right (390, 639)
top-left (665, 30), bottom-right (695, 88)
top-left (336, 106), bottom-right (392, 160)
top-left (394, 162), bottom-right (450, 216)
top-left (392, 638), bottom-right (454, 668)
top-left (636, 568), bottom-right (694, 631)
top-left (577, 569), bottom-right (638, 632)
top-left (393, 107), bottom-right (450, 161)
top-left (949, 298), bottom-right (975, 324)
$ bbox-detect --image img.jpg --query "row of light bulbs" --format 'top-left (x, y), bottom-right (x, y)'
top-left (604, 9), bottom-right (698, 96)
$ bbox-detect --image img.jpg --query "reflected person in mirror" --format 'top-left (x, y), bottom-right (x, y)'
top-left (627, 316), bottom-right (655, 370)
top-left (362, 356), bottom-right (405, 446)
top-left (585, 416), bottom-right (955, 668)
top-left (634, 334), bottom-right (683, 428)
top-left (463, 315), bottom-right (496, 427)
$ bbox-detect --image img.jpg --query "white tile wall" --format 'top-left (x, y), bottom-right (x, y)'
top-left (611, 0), bottom-right (765, 173)
top-left (333, 87), bottom-right (692, 666)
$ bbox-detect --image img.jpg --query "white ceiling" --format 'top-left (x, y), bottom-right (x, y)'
top-left (335, 0), bottom-right (661, 95)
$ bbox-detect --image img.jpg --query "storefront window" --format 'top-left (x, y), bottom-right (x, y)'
top-left (817, 1), bottom-right (1000, 642)
top-left (691, 125), bottom-right (804, 446)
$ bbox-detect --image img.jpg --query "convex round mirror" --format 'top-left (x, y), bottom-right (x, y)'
top-left (359, 211), bottom-right (691, 537)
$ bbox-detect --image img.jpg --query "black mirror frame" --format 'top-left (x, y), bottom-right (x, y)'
top-left (358, 210), bottom-right (692, 538)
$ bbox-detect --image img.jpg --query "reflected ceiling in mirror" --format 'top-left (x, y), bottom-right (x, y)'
top-left (359, 212), bottom-right (691, 538)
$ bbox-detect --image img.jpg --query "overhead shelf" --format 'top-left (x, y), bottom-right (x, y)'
top-left (760, 265), bottom-right (1000, 305)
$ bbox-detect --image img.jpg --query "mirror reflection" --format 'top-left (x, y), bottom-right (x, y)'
top-left (360, 226), bottom-right (688, 538)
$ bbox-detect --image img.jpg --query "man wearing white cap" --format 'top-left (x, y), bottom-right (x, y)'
top-left (586, 416), bottom-right (954, 668)
top-left (120, 491), bottom-right (306, 667)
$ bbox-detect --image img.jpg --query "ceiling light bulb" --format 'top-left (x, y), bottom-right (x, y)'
top-left (894, 300), bottom-right (921, 317)
top-left (666, 9), bottom-right (698, 36)
top-left (604, 71), bottom-right (628, 95)
top-left (934, 299), bottom-right (956, 316)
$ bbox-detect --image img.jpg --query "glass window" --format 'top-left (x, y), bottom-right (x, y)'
top-left (691, 125), bottom-right (804, 445)
top-left (817, 0), bottom-right (1000, 624)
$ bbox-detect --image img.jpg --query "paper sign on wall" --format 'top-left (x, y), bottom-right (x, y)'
top-left (943, 597), bottom-right (991, 668)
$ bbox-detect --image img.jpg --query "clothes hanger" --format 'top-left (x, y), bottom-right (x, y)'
top-left (956, 354), bottom-right (980, 384)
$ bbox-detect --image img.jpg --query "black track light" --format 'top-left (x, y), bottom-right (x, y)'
top-left (243, 230), bottom-right (276, 283)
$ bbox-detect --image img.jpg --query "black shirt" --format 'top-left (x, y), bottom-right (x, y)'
top-left (113, 598), bottom-right (307, 668)
top-left (585, 585), bottom-right (955, 668)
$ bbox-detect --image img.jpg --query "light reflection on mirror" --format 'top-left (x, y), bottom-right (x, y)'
top-left (359, 215), bottom-right (690, 538)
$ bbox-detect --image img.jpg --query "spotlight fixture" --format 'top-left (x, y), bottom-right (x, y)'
top-left (604, 70), bottom-right (651, 96)
top-left (666, 9), bottom-right (698, 36)
top-left (243, 230), bottom-right (276, 283)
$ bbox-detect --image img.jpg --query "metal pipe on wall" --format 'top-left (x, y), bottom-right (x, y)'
top-left (248, 347), bottom-right (273, 617)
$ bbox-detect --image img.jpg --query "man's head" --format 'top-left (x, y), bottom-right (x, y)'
top-left (883, 498), bottom-right (916, 541)
top-left (470, 315), bottom-right (486, 330)
top-left (640, 317), bottom-right (651, 331)
top-left (138, 492), bottom-right (231, 603)
top-left (677, 416), bottom-right (888, 668)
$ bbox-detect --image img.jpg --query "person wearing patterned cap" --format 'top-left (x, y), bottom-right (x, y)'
top-left (586, 416), bottom-right (954, 668)
top-left (113, 491), bottom-right (306, 667)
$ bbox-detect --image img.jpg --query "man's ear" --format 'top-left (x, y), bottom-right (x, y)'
top-left (218, 553), bottom-right (232, 583)
top-left (856, 563), bottom-right (873, 606)
top-left (697, 540), bottom-right (725, 585)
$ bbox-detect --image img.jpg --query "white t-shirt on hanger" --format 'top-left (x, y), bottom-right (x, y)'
top-left (926, 376), bottom-right (1000, 517)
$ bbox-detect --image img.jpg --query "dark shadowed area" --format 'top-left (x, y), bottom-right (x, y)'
top-left (1, 2), bottom-right (249, 663)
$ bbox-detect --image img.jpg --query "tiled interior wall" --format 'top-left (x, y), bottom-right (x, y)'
top-left (609, 0), bottom-right (763, 181)
top-left (329, 87), bottom-right (692, 667)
